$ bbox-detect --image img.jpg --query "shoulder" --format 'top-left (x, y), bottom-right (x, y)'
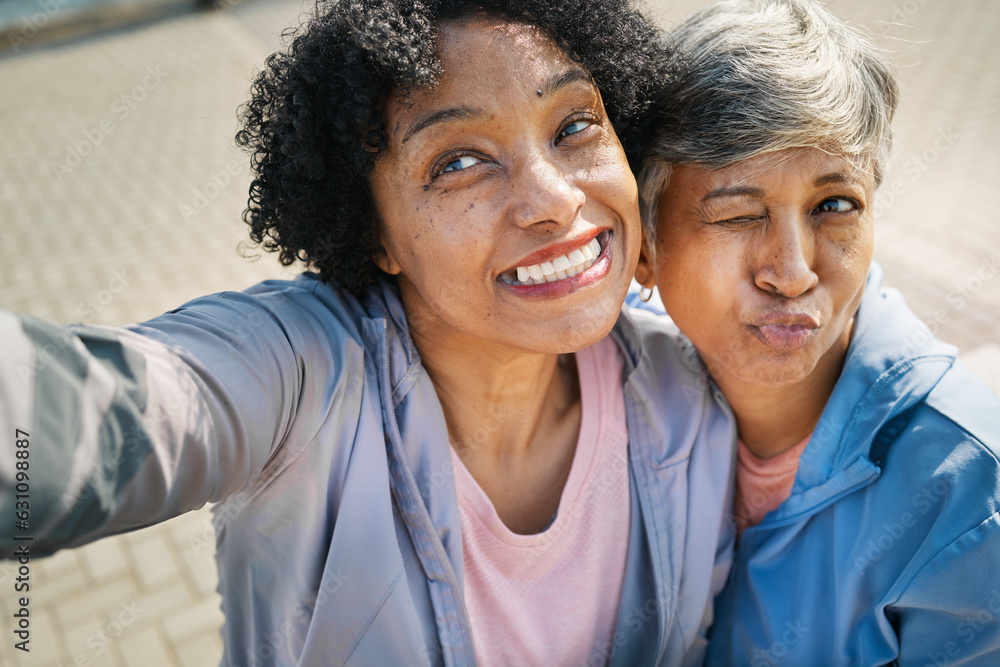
top-left (618, 304), bottom-right (727, 410)
top-left (130, 274), bottom-right (377, 363)
top-left (615, 305), bottom-right (735, 463)
top-left (921, 359), bottom-right (1000, 457)
top-left (617, 304), bottom-right (705, 380)
top-left (877, 368), bottom-right (1000, 566)
top-left (891, 361), bottom-right (1000, 498)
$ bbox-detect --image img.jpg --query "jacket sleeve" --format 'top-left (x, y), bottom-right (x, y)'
top-left (0, 290), bottom-right (303, 557)
top-left (895, 510), bottom-right (1000, 666)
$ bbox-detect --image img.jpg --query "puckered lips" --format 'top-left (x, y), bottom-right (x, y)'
top-left (748, 311), bottom-right (821, 350)
top-left (498, 229), bottom-right (612, 296)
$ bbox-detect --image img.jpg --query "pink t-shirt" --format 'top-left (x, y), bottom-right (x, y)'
top-left (733, 434), bottom-right (811, 535)
top-left (451, 337), bottom-right (630, 667)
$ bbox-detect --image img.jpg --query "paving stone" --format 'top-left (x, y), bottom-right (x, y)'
top-left (35, 547), bottom-right (81, 580)
top-left (78, 535), bottom-right (129, 582)
top-left (162, 595), bottom-right (226, 645)
top-left (6, 608), bottom-right (64, 666)
top-left (116, 626), bottom-right (175, 667)
top-left (31, 562), bottom-right (88, 608)
top-left (63, 616), bottom-right (125, 667)
top-left (174, 630), bottom-right (224, 667)
top-left (53, 578), bottom-right (138, 628)
top-left (127, 533), bottom-right (181, 591)
top-left (0, 557), bottom-right (21, 600)
top-left (128, 578), bottom-right (194, 624)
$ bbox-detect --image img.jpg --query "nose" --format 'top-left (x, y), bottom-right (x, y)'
top-left (507, 152), bottom-right (586, 229)
top-left (754, 212), bottom-right (819, 298)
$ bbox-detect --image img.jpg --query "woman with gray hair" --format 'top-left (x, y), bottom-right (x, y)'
top-left (633, 0), bottom-right (1000, 663)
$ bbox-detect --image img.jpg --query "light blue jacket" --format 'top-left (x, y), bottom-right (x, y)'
top-left (702, 266), bottom-right (1000, 665)
top-left (0, 274), bottom-right (736, 666)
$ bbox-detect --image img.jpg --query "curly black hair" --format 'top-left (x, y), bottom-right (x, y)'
top-left (236, 0), bottom-right (667, 294)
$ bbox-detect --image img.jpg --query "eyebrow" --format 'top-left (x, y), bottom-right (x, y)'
top-left (543, 67), bottom-right (594, 97)
top-left (402, 107), bottom-right (481, 144)
top-left (701, 172), bottom-right (864, 202)
top-left (701, 186), bottom-right (765, 202)
top-left (813, 172), bottom-right (860, 187)
top-left (400, 66), bottom-right (595, 144)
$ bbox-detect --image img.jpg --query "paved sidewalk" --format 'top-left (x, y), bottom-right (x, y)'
top-left (0, 1), bottom-right (997, 665)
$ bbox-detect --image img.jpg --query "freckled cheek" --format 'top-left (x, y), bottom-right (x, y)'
top-left (657, 245), bottom-right (715, 317)
top-left (685, 244), bottom-right (743, 326)
top-left (836, 225), bottom-right (874, 257)
top-left (414, 221), bottom-right (492, 284)
top-left (821, 228), bottom-right (873, 289)
top-left (584, 148), bottom-right (637, 197)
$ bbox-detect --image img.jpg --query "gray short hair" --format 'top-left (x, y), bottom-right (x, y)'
top-left (637, 0), bottom-right (899, 244)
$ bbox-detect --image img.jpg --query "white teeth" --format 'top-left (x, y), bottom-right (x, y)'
top-left (503, 234), bottom-right (606, 286)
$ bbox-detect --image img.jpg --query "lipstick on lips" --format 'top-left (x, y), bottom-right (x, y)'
top-left (498, 229), bottom-right (611, 292)
top-left (749, 312), bottom-right (820, 350)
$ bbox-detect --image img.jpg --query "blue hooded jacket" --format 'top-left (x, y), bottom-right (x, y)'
top-left (703, 265), bottom-right (1000, 665)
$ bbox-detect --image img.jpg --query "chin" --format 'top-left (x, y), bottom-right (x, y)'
top-left (519, 307), bottom-right (621, 355)
top-left (733, 357), bottom-right (820, 389)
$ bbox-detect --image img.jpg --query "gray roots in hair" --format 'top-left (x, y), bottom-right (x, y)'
top-left (637, 0), bottom-right (899, 245)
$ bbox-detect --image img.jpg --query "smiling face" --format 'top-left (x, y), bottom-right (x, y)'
top-left (370, 16), bottom-right (640, 355)
top-left (645, 148), bottom-right (875, 393)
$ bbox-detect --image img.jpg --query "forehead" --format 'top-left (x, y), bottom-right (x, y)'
top-left (438, 15), bottom-right (564, 64)
top-left (383, 16), bottom-right (586, 127)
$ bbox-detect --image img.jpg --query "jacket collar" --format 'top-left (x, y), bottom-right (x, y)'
top-left (356, 274), bottom-right (662, 406)
top-left (791, 263), bottom-right (958, 495)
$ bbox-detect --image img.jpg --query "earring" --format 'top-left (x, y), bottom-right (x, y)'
top-left (640, 285), bottom-right (654, 303)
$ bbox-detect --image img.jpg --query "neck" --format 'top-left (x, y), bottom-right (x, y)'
top-left (397, 279), bottom-right (583, 534)
top-left (394, 278), bottom-right (581, 459)
top-left (415, 326), bottom-right (577, 460)
top-left (717, 322), bottom-right (853, 459)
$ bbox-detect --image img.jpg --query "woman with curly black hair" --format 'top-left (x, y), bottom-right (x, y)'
top-left (0, 0), bottom-right (735, 664)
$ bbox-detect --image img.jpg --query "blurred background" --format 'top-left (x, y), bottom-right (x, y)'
top-left (0, 0), bottom-right (998, 664)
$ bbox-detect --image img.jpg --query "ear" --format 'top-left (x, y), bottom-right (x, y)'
top-left (634, 234), bottom-right (655, 288)
top-left (372, 231), bottom-right (403, 276)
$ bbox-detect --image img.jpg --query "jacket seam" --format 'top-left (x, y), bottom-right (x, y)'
top-left (339, 568), bottom-right (404, 666)
top-left (890, 508), bottom-right (1000, 606)
top-left (920, 403), bottom-right (1000, 469)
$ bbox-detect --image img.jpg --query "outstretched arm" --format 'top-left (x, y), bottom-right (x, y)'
top-left (0, 289), bottom-right (304, 557)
